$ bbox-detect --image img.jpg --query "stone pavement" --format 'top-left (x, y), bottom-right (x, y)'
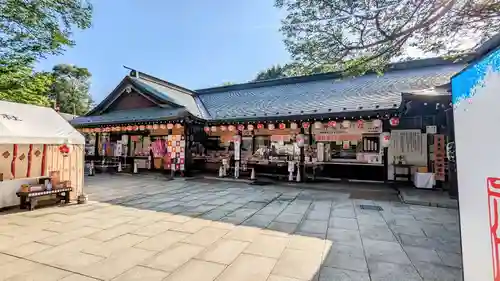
top-left (0, 175), bottom-right (462, 281)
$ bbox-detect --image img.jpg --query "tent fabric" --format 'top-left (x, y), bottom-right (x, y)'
top-left (0, 101), bottom-right (85, 145)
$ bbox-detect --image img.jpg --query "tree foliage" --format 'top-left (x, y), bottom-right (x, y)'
top-left (0, 0), bottom-right (93, 69)
top-left (51, 64), bottom-right (93, 115)
top-left (276, 0), bottom-right (500, 72)
top-left (254, 64), bottom-right (289, 81)
top-left (254, 63), bottom-right (339, 81)
top-left (0, 66), bottom-right (53, 106)
top-left (0, 0), bottom-right (93, 111)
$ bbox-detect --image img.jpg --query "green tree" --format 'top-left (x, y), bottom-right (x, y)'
top-left (254, 63), bottom-right (339, 80)
top-left (0, 66), bottom-right (53, 106)
top-left (51, 64), bottom-right (93, 115)
top-left (254, 64), bottom-right (289, 81)
top-left (0, 0), bottom-right (93, 108)
top-left (276, 0), bottom-right (498, 72)
top-left (0, 0), bottom-right (93, 69)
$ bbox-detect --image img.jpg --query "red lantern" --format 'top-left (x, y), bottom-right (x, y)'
top-left (59, 144), bottom-right (71, 157)
top-left (247, 124), bottom-right (254, 131)
top-left (133, 125), bottom-right (139, 131)
top-left (160, 124), bottom-right (167, 130)
top-left (167, 123), bottom-right (174, 129)
top-left (357, 120), bottom-right (364, 128)
top-left (268, 123), bottom-right (275, 130)
top-left (257, 123), bottom-right (264, 129)
top-left (175, 123), bottom-right (182, 129)
top-left (328, 121), bottom-right (337, 127)
top-left (389, 117), bottom-right (400, 127)
top-left (302, 122), bottom-right (310, 129)
top-left (126, 126), bottom-right (133, 131)
top-left (152, 124), bottom-right (159, 130)
top-left (146, 125), bottom-right (153, 130)
top-left (279, 123), bottom-right (286, 129)
top-left (228, 125), bottom-right (235, 131)
top-left (220, 125), bottom-right (227, 131)
top-left (204, 127), bottom-right (210, 133)
top-left (237, 124), bottom-right (245, 131)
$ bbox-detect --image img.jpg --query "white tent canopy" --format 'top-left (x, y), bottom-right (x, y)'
top-left (0, 101), bottom-right (84, 145)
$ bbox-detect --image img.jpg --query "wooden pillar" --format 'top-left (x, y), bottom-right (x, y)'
top-left (94, 133), bottom-right (100, 157)
top-left (382, 119), bottom-right (390, 182)
top-left (298, 123), bottom-right (307, 182)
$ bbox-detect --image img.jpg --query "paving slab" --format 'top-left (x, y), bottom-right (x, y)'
top-left (399, 188), bottom-right (458, 209)
top-left (0, 175), bottom-right (463, 281)
top-left (196, 239), bottom-right (250, 265)
top-left (243, 234), bottom-right (289, 258)
top-left (112, 265), bottom-right (170, 281)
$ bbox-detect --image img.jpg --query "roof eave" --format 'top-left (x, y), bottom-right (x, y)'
top-left (204, 108), bottom-right (401, 124)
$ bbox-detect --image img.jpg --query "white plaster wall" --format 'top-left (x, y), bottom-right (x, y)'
top-left (454, 68), bottom-right (500, 281)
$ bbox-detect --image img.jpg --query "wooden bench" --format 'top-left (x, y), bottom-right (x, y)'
top-left (16, 187), bottom-right (72, 211)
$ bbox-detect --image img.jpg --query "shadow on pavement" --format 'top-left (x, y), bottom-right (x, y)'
top-left (0, 174), bottom-right (462, 281)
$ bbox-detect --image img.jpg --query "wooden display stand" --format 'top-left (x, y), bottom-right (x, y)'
top-left (15, 171), bottom-right (72, 211)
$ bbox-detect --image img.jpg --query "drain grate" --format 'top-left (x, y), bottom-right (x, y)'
top-left (359, 204), bottom-right (383, 211)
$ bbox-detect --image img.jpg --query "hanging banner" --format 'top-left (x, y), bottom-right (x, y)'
top-left (234, 137), bottom-right (241, 161)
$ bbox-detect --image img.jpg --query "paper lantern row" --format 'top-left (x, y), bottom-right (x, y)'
top-left (78, 123), bottom-right (183, 133)
top-left (204, 119), bottom-right (390, 133)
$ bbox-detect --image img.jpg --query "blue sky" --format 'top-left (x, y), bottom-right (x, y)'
top-left (36, 0), bottom-right (291, 103)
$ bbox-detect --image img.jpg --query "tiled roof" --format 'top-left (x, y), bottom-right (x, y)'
top-left (128, 77), bottom-right (183, 107)
top-left (197, 63), bottom-right (464, 120)
top-left (131, 76), bottom-right (212, 119)
top-left (58, 112), bottom-right (78, 121)
top-left (71, 107), bottom-right (188, 126)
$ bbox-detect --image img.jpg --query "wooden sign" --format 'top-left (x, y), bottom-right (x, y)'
top-left (434, 134), bottom-right (446, 181)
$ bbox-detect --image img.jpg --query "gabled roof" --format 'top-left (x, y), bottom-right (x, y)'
top-left (71, 107), bottom-right (189, 127)
top-left (86, 76), bottom-right (184, 116)
top-left (129, 71), bottom-right (211, 119)
top-left (196, 57), bottom-right (465, 120)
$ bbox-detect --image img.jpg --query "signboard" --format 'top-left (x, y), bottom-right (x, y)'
top-left (270, 135), bottom-right (291, 142)
top-left (314, 134), bottom-right (361, 142)
top-left (312, 120), bottom-right (382, 135)
top-left (426, 125), bottom-right (437, 134)
top-left (451, 47), bottom-right (500, 281)
top-left (433, 134), bottom-right (446, 181)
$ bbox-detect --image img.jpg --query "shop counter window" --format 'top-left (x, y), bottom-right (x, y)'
top-left (313, 133), bottom-right (383, 164)
top-left (251, 135), bottom-right (301, 162)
